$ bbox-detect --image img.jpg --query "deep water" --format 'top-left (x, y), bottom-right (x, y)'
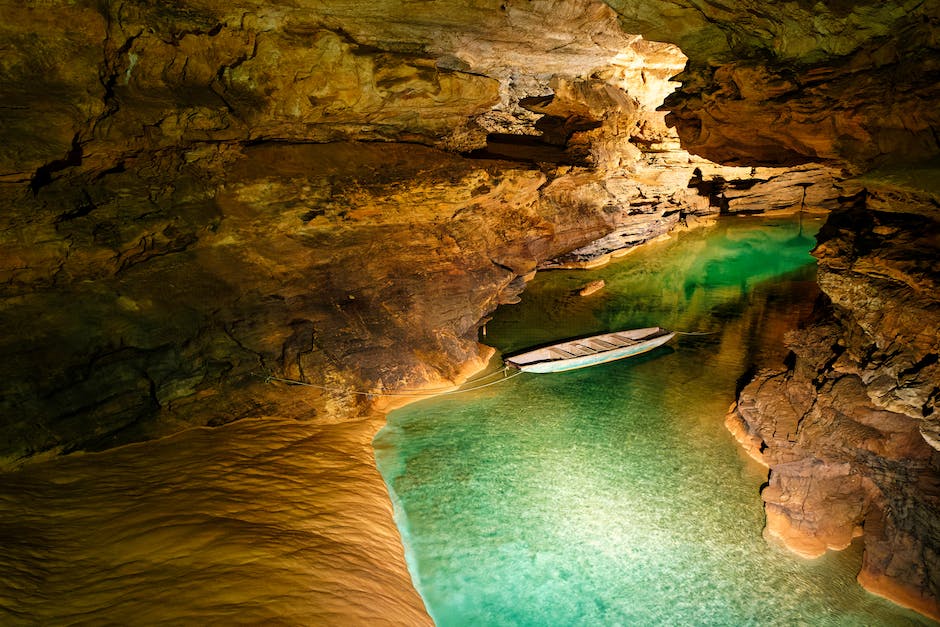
top-left (374, 216), bottom-right (933, 626)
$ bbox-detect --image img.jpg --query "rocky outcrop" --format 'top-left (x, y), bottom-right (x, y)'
top-left (3, 135), bottom-right (848, 463)
top-left (3, 0), bottom-right (940, 622)
top-left (0, 0), bottom-right (861, 465)
top-left (0, 0), bottom-right (685, 183)
top-left (543, 160), bottom-right (857, 268)
top-left (728, 201), bottom-right (940, 620)
top-left (0, 144), bottom-right (567, 462)
top-left (606, 0), bottom-right (940, 169)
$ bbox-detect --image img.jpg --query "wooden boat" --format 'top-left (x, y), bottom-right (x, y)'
top-left (505, 327), bottom-right (675, 373)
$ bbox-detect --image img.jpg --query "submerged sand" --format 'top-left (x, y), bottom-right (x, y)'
top-left (0, 349), bottom-right (499, 624)
top-left (0, 415), bottom-right (432, 625)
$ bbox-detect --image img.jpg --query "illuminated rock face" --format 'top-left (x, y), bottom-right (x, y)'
top-left (1, 0), bottom-right (939, 622)
top-left (0, 0), bottom-right (682, 179)
top-left (729, 199), bottom-right (940, 620)
top-left (606, 0), bottom-right (940, 169)
top-left (1, 0), bottom-right (859, 464)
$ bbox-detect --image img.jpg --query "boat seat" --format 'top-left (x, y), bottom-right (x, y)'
top-left (611, 334), bottom-right (639, 345)
top-left (549, 347), bottom-right (578, 359)
top-left (573, 343), bottom-right (600, 354)
top-left (591, 338), bottom-right (622, 349)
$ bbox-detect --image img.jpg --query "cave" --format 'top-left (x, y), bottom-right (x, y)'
top-left (1, 0), bottom-right (938, 623)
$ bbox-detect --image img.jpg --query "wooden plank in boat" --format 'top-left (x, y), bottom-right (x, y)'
top-left (611, 333), bottom-right (640, 345)
top-left (573, 343), bottom-right (600, 354)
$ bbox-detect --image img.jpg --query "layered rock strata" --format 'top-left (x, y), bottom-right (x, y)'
top-left (0, 0), bottom-right (856, 464)
top-left (3, 0), bottom-right (940, 623)
top-left (606, 0), bottom-right (940, 169)
top-left (3, 135), bottom-right (844, 463)
top-left (0, 144), bottom-right (569, 461)
top-left (728, 200), bottom-right (940, 620)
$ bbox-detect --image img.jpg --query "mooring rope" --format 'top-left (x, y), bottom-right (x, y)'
top-left (261, 366), bottom-right (523, 398)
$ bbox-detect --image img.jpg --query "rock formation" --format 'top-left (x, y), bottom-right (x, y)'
top-left (0, 0), bottom-right (859, 465)
top-left (728, 194), bottom-right (940, 619)
top-left (606, 0), bottom-right (940, 169)
top-left (1, 0), bottom-right (939, 622)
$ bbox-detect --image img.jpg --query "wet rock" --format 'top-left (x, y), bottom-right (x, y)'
top-left (3, 0), bottom-right (940, 621)
top-left (578, 279), bottom-right (606, 296)
top-left (730, 200), bottom-right (940, 620)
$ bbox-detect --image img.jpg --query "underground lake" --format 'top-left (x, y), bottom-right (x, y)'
top-left (374, 216), bottom-right (935, 626)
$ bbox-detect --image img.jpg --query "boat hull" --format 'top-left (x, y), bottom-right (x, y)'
top-left (505, 328), bottom-right (675, 373)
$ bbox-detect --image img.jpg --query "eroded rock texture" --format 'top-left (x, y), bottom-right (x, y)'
top-left (0, 0), bottom-right (858, 465)
top-left (729, 201), bottom-right (940, 620)
top-left (2, 0), bottom-right (940, 622)
top-left (607, 0), bottom-right (940, 169)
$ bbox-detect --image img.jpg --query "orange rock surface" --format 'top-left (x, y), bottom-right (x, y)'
top-left (1, 0), bottom-right (939, 622)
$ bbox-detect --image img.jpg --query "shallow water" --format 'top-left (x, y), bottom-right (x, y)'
top-left (375, 217), bottom-right (934, 626)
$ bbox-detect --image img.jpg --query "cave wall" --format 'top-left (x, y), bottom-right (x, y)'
top-left (605, 0), bottom-right (940, 168)
top-left (2, 0), bottom-right (940, 620)
top-left (0, 0), bottom-right (861, 465)
top-left (0, 0), bottom-right (663, 462)
top-left (727, 192), bottom-right (940, 619)
top-left (7, 0), bottom-right (940, 180)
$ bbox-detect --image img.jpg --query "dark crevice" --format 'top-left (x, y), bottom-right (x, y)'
top-left (727, 178), bottom-right (762, 191)
top-left (466, 133), bottom-right (578, 165)
top-left (923, 387), bottom-right (939, 417)
top-left (301, 207), bottom-right (327, 222)
top-left (56, 189), bottom-right (98, 223)
top-left (93, 161), bottom-right (127, 180)
top-left (29, 134), bottom-right (84, 194)
top-left (489, 259), bottom-right (517, 275)
top-left (735, 363), bottom-right (759, 396)
top-left (899, 353), bottom-right (938, 378)
top-left (164, 22), bottom-right (224, 46)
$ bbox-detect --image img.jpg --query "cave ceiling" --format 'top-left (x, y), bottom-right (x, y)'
top-left (3, 0), bottom-right (939, 182)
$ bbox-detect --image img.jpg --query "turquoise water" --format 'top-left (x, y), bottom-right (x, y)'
top-left (374, 217), bottom-right (932, 626)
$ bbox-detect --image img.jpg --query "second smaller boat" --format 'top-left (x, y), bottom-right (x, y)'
top-left (505, 327), bottom-right (675, 373)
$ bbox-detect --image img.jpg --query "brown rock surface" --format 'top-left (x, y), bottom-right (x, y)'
top-left (0, 0), bottom-right (859, 464)
top-left (730, 202), bottom-right (940, 620)
top-left (0, 414), bottom-right (435, 625)
top-left (0, 142), bottom-right (582, 463)
top-left (2, 0), bottom-right (939, 622)
top-left (606, 0), bottom-right (940, 169)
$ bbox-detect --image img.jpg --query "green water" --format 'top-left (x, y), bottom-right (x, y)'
top-left (374, 217), bottom-right (932, 626)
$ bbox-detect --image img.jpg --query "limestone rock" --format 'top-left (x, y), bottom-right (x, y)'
top-left (5, 139), bottom-right (716, 464)
top-left (578, 279), bottom-right (606, 296)
top-left (814, 208), bottom-right (940, 424)
top-left (3, 0), bottom-right (940, 622)
top-left (607, 0), bottom-right (940, 169)
top-left (0, 0), bottom-right (882, 460)
top-left (730, 200), bottom-right (940, 620)
top-left (0, 3), bottom-right (107, 182)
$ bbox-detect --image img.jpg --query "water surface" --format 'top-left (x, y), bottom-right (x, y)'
top-left (375, 217), bottom-right (932, 626)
